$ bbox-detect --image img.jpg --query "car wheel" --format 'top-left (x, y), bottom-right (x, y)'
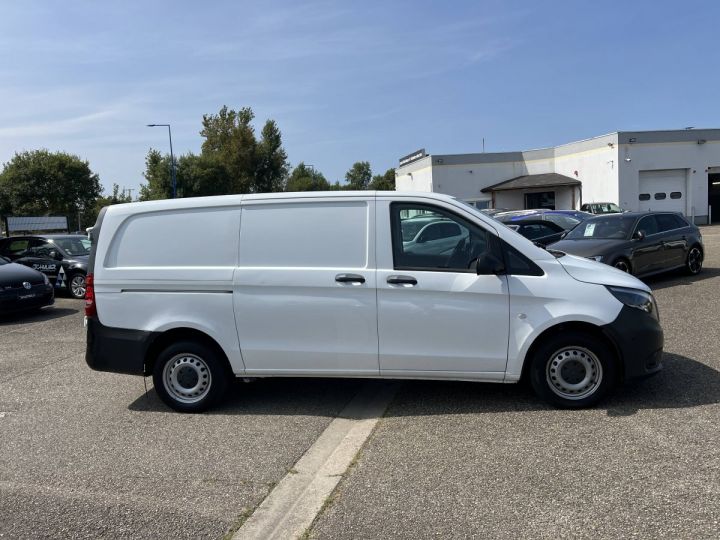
top-left (152, 340), bottom-right (229, 413)
top-left (685, 246), bottom-right (703, 275)
top-left (612, 258), bottom-right (631, 273)
top-left (68, 272), bottom-right (87, 299)
top-left (529, 331), bottom-right (617, 408)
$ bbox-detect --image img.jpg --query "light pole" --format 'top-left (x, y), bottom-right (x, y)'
top-left (147, 123), bottom-right (177, 198)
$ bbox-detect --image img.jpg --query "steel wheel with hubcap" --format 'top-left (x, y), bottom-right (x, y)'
top-left (69, 273), bottom-right (86, 299)
top-left (153, 340), bottom-right (229, 412)
top-left (686, 246), bottom-right (703, 275)
top-left (546, 346), bottom-right (603, 401)
top-left (530, 331), bottom-right (616, 408)
top-left (163, 354), bottom-right (212, 404)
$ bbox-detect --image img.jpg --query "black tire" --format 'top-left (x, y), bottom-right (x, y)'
top-left (529, 331), bottom-right (617, 408)
top-left (152, 340), bottom-right (229, 413)
top-left (67, 271), bottom-right (87, 299)
top-left (685, 245), bottom-right (703, 275)
top-left (612, 258), bottom-right (632, 274)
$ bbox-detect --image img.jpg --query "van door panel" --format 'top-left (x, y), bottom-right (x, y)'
top-left (375, 199), bottom-right (510, 375)
top-left (233, 198), bottom-right (379, 374)
top-left (377, 271), bottom-right (509, 372)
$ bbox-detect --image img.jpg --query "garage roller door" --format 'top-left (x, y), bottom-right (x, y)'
top-left (638, 169), bottom-right (686, 213)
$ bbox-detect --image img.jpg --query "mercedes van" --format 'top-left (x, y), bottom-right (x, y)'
top-left (85, 192), bottom-right (663, 412)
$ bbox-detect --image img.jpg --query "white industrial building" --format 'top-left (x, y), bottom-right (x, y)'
top-left (396, 129), bottom-right (720, 224)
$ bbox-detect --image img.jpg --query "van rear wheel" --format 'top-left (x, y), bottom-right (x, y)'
top-left (152, 341), bottom-right (229, 413)
top-left (529, 331), bottom-right (617, 408)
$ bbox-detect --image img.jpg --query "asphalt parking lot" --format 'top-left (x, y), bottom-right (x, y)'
top-left (2, 228), bottom-right (719, 539)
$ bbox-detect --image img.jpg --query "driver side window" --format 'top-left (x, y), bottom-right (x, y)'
top-left (28, 241), bottom-right (58, 258)
top-left (391, 203), bottom-right (491, 272)
top-left (635, 215), bottom-right (659, 237)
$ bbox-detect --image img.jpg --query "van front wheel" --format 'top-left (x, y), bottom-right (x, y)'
top-left (152, 341), bottom-right (229, 413)
top-left (529, 332), bottom-right (617, 408)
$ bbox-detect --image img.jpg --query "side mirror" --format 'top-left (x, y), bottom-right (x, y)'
top-left (475, 252), bottom-right (505, 276)
top-left (633, 230), bottom-right (646, 241)
top-left (560, 231), bottom-right (568, 239)
top-left (49, 250), bottom-right (62, 260)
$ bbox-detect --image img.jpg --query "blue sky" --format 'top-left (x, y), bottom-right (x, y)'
top-left (1, 0), bottom-right (719, 195)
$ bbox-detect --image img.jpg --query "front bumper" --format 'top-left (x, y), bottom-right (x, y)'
top-left (0, 284), bottom-right (54, 313)
top-left (85, 317), bottom-right (155, 375)
top-left (602, 305), bottom-right (664, 381)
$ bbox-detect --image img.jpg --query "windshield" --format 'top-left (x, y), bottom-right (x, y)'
top-left (566, 216), bottom-right (637, 240)
top-left (543, 214), bottom-right (582, 230)
top-left (53, 237), bottom-right (91, 256)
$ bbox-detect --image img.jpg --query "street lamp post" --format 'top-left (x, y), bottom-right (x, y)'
top-left (147, 123), bottom-right (177, 198)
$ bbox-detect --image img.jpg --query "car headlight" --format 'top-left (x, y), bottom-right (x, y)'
top-left (587, 255), bottom-right (603, 262)
top-left (43, 274), bottom-right (49, 285)
top-left (606, 286), bottom-right (658, 320)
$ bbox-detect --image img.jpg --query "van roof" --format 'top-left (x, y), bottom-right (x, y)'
top-left (102, 191), bottom-right (459, 214)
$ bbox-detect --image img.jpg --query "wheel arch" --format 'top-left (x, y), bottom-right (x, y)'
top-left (611, 254), bottom-right (632, 272)
top-left (519, 321), bottom-right (623, 383)
top-left (144, 327), bottom-right (232, 376)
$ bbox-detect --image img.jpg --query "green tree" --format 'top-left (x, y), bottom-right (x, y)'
top-left (286, 163), bottom-right (330, 191)
top-left (140, 106), bottom-right (289, 199)
top-left (200, 105), bottom-right (256, 193)
top-left (0, 150), bottom-right (102, 229)
top-left (178, 154), bottom-right (234, 197)
top-left (88, 183), bottom-right (132, 225)
top-left (139, 148), bottom-right (173, 200)
top-left (345, 161), bottom-right (372, 190)
top-left (369, 168), bottom-right (396, 190)
top-left (254, 120), bottom-right (289, 193)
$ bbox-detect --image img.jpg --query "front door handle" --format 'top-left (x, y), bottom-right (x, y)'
top-left (335, 273), bottom-right (366, 284)
top-left (387, 275), bottom-right (417, 286)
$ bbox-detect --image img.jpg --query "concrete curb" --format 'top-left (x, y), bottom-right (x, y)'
top-left (233, 381), bottom-right (398, 540)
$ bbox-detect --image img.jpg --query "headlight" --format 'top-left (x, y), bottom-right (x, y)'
top-left (606, 286), bottom-right (658, 320)
top-left (587, 255), bottom-right (603, 262)
top-left (43, 274), bottom-right (49, 285)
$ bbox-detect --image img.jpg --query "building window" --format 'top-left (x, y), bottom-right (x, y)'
top-left (639, 194), bottom-right (650, 201)
top-left (670, 192), bottom-right (682, 199)
top-left (654, 193), bottom-right (667, 200)
top-left (463, 200), bottom-right (491, 210)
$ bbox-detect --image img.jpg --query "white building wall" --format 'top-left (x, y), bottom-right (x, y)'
top-left (395, 158), bottom-right (433, 192)
top-left (552, 136), bottom-right (619, 208)
top-left (395, 130), bottom-right (720, 220)
top-left (427, 153), bottom-right (556, 204)
top-left (617, 141), bottom-right (720, 222)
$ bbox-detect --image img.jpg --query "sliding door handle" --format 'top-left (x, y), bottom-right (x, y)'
top-left (335, 273), bottom-right (366, 284)
top-left (387, 275), bottom-right (417, 286)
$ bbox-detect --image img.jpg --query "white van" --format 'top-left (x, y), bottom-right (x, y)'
top-left (85, 192), bottom-right (663, 412)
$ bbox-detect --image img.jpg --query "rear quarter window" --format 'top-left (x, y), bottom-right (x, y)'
top-left (104, 207), bottom-right (241, 268)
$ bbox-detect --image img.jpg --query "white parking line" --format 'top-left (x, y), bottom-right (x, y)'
top-left (233, 381), bottom-right (398, 540)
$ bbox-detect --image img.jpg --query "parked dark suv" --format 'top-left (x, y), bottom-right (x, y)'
top-left (0, 235), bottom-right (90, 298)
top-left (548, 212), bottom-right (703, 277)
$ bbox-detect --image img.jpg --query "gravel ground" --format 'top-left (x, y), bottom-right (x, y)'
top-left (310, 226), bottom-right (720, 539)
top-left (0, 301), bottom-right (360, 539)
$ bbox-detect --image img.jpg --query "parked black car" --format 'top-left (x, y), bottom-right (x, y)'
top-left (503, 219), bottom-right (566, 247)
top-left (0, 255), bottom-right (54, 313)
top-left (0, 235), bottom-right (90, 299)
top-left (494, 209), bottom-right (593, 231)
top-left (547, 212), bottom-right (704, 277)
